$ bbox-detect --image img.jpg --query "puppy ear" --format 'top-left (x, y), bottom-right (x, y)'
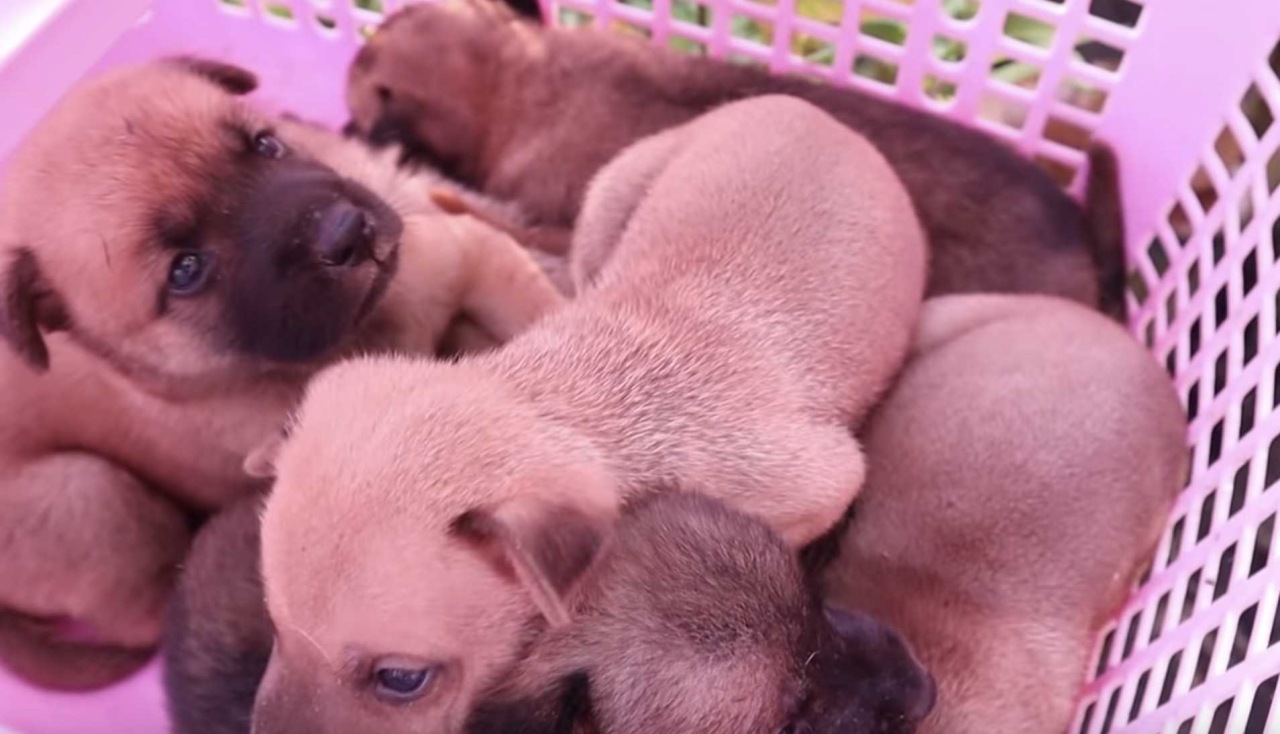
top-left (244, 430), bottom-right (287, 479)
top-left (168, 56), bottom-right (259, 95)
top-left (0, 248), bottom-right (69, 372)
top-left (452, 496), bottom-right (612, 627)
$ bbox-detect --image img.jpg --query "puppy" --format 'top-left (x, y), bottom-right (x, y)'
top-left (161, 492), bottom-right (933, 734)
top-left (468, 491), bottom-right (936, 734)
top-left (164, 493), bottom-right (272, 734)
top-left (250, 95), bottom-right (925, 733)
top-left (347, 0), bottom-right (1126, 316)
top-left (822, 294), bottom-right (1187, 734)
top-left (0, 57), bottom-right (561, 690)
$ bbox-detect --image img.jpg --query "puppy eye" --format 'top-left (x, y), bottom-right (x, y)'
top-left (252, 131), bottom-right (287, 159)
top-left (373, 664), bottom-right (437, 703)
top-left (375, 85), bottom-right (393, 104)
top-left (168, 251), bottom-right (214, 295)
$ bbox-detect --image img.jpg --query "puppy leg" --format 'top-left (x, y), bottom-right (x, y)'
top-left (0, 453), bottom-right (190, 691)
top-left (429, 190), bottom-right (575, 297)
top-left (452, 216), bottom-right (567, 343)
top-left (571, 126), bottom-right (685, 289)
top-left (429, 187), bottom-right (575, 257)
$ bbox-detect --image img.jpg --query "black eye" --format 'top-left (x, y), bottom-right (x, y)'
top-left (252, 131), bottom-right (287, 159)
top-left (374, 666), bottom-right (434, 702)
top-left (168, 251), bottom-right (213, 295)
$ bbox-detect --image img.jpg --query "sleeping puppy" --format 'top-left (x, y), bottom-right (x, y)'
top-left (468, 492), bottom-right (936, 734)
top-left (0, 56), bottom-right (562, 691)
top-left (823, 294), bottom-right (1187, 734)
top-left (250, 95), bottom-right (926, 733)
top-left (164, 493), bottom-right (272, 734)
top-left (163, 492), bottom-right (933, 734)
top-left (347, 0), bottom-right (1126, 316)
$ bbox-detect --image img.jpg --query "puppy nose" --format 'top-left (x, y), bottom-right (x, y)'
top-left (315, 201), bottom-right (375, 267)
top-left (910, 670), bottom-right (939, 723)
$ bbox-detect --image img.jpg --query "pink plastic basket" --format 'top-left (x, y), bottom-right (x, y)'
top-left (1, 0), bottom-right (1278, 732)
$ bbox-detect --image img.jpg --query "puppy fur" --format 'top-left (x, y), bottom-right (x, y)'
top-left (0, 57), bottom-right (561, 690)
top-left (164, 493), bottom-right (272, 734)
top-left (347, 0), bottom-right (1126, 316)
top-left (468, 491), bottom-right (937, 734)
top-left (822, 294), bottom-right (1188, 734)
top-left (252, 95), bottom-right (925, 733)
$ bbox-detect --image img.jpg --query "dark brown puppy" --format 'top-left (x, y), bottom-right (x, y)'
top-left (165, 493), bottom-right (272, 734)
top-left (823, 294), bottom-right (1187, 734)
top-left (347, 0), bottom-right (1126, 315)
top-left (467, 492), bottom-right (936, 734)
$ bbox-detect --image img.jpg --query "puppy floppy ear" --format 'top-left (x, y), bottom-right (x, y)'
top-left (452, 495), bottom-right (613, 627)
top-left (168, 56), bottom-right (259, 95)
top-left (0, 248), bottom-right (69, 372)
top-left (244, 429), bottom-right (287, 479)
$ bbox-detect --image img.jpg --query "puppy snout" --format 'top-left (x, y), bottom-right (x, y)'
top-left (315, 201), bottom-right (376, 267)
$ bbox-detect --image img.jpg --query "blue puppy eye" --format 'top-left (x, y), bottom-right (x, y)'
top-left (253, 131), bottom-right (287, 159)
top-left (168, 251), bottom-right (212, 295)
top-left (374, 666), bottom-right (435, 702)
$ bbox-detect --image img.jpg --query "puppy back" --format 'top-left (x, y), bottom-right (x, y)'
top-left (164, 493), bottom-right (273, 734)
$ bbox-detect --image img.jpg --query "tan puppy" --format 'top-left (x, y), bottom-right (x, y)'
top-left (347, 0), bottom-right (1126, 316)
top-left (0, 57), bottom-right (561, 691)
top-left (823, 294), bottom-right (1187, 734)
top-left (160, 492), bottom-right (934, 734)
top-left (468, 492), bottom-right (936, 734)
top-left (251, 95), bottom-right (926, 733)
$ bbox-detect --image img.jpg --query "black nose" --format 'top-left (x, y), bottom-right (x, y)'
top-left (910, 670), bottom-right (938, 723)
top-left (315, 201), bottom-right (375, 267)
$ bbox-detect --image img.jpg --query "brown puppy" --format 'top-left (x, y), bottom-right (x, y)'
top-left (468, 492), bottom-right (936, 734)
top-left (164, 493), bottom-right (272, 734)
top-left (0, 57), bottom-right (562, 691)
top-left (251, 95), bottom-right (925, 733)
top-left (823, 294), bottom-right (1187, 734)
top-left (347, 0), bottom-right (1126, 315)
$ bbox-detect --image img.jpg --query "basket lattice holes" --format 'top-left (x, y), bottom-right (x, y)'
top-left (1077, 38), bottom-right (1280, 734)
top-left (554, 0), bottom-right (1141, 187)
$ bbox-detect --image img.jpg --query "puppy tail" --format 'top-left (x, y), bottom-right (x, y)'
top-left (1084, 142), bottom-right (1128, 321)
top-left (0, 610), bottom-right (154, 692)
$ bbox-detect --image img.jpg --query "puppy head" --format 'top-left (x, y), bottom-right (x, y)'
top-left (252, 358), bottom-right (616, 734)
top-left (346, 0), bottom-right (535, 182)
top-left (795, 606), bottom-right (937, 733)
top-left (469, 494), bottom-right (936, 734)
top-left (468, 493), bottom-right (815, 734)
top-left (0, 57), bottom-right (403, 391)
